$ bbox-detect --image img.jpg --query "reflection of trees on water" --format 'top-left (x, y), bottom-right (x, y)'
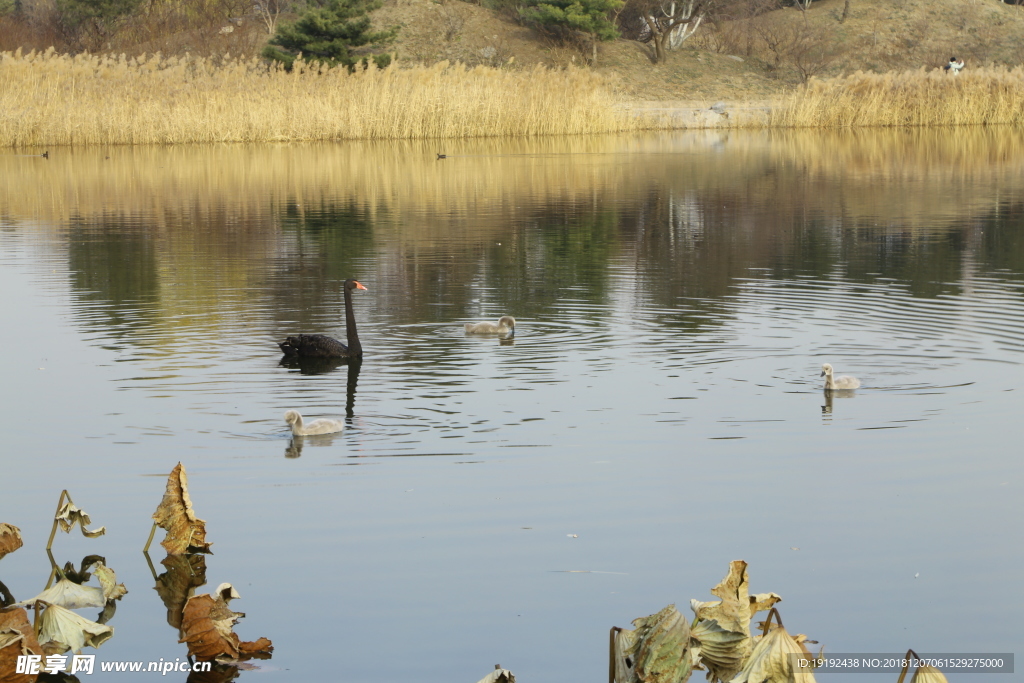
top-left (977, 202), bottom-right (1024, 284)
top-left (621, 188), bottom-right (1024, 312)
top-left (66, 217), bottom-right (160, 338)
top-left (64, 207), bottom-right (282, 345)
top-left (473, 203), bottom-right (618, 316)
top-left (55, 147), bottom-right (1024, 352)
top-left (267, 200), bottom-right (376, 331)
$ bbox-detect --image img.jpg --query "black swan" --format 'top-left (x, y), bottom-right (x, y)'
top-left (465, 315), bottom-right (515, 336)
top-left (279, 278), bottom-right (367, 358)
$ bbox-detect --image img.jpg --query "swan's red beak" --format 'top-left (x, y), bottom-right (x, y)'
top-left (354, 281), bottom-right (367, 290)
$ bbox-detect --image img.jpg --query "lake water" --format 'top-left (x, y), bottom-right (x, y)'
top-left (1, 129), bottom-right (1022, 683)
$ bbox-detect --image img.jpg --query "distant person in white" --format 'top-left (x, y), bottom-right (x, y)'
top-left (944, 57), bottom-right (964, 75)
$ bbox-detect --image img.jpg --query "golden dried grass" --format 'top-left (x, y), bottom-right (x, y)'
top-left (0, 49), bottom-right (663, 146)
top-left (772, 66), bottom-right (1024, 128)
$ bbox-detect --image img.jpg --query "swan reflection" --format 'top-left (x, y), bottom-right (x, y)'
top-left (278, 355), bottom-right (346, 375)
top-left (281, 359), bottom-right (361, 457)
top-left (284, 432), bottom-right (341, 458)
top-left (821, 388), bottom-right (857, 419)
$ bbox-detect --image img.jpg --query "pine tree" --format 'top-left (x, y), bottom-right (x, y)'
top-left (262, 0), bottom-right (397, 71)
top-left (54, 0), bottom-right (143, 48)
top-left (521, 0), bottom-right (623, 64)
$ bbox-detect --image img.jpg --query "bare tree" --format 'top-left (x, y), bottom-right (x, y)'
top-left (254, 0), bottom-right (283, 34)
top-left (751, 17), bottom-right (846, 81)
top-left (789, 23), bottom-right (844, 81)
top-left (438, 2), bottom-right (466, 41)
top-left (626, 0), bottom-right (713, 62)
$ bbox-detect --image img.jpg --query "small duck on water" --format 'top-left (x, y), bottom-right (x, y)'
top-left (465, 316), bottom-right (515, 336)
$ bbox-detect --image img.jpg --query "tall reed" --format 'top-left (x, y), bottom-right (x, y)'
top-left (0, 49), bottom-right (662, 146)
top-left (772, 66), bottom-right (1024, 128)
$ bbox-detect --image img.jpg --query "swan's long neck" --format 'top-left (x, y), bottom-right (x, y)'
top-left (824, 370), bottom-right (835, 389)
top-left (291, 413), bottom-right (304, 433)
top-left (345, 285), bottom-right (362, 356)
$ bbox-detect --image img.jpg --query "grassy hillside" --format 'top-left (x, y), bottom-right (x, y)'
top-left (373, 0), bottom-right (1024, 102)
top-left (3, 0), bottom-right (1023, 105)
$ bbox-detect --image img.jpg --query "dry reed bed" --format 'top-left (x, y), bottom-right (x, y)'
top-left (0, 49), bottom-right (658, 146)
top-left (774, 67), bottom-right (1024, 127)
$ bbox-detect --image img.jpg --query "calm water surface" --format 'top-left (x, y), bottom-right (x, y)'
top-left (1, 130), bottom-right (1022, 682)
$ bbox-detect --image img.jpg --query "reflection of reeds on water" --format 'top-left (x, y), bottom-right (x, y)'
top-left (3, 129), bottom-right (1021, 336)
top-left (4, 129), bottom-right (1022, 233)
top-left (0, 51), bottom-right (659, 146)
top-left (772, 67), bottom-right (1024, 128)
top-left (759, 127), bottom-right (1024, 229)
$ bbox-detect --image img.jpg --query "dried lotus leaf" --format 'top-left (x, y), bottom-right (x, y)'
top-left (238, 638), bottom-right (273, 659)
top-left (0, 523), bottom-right (23, 560)
top-left (155, 554), bottom-right (208, 630)
top-left (750, 592), bottom-right (782, 614)
top-left (633, 605), bottom-right (693, 683)
top-left (37, 603), bottom-right (113, 653)
top-left (180, 594), bottom-right (242, 661)
top-left (56, 502), bottom-right (105, 538)
top-left (730, 624), bottom-right (817, 683)
top-left (691, 617), bottom-right (748, 683)
top-left (910, 665), bottom-right (949, 683)
top-left (16, 579), bottom-right (105, 610)
top-left (695, 560), bottom-right (752, 636)
top-left (94, 563), bottom-right (128, 602)
top-left (152, 462), bottom-right (212, 555)
top-left (612, 605), bottom-right (694, 683)
top-left (0, 607), bottom-right (44, 683)
top-left (474, 667), bottom-right (516, 683)
top-left (611, 627), bottom-right (641, 683)
top-left (180, 592), bottom-right (272, 662)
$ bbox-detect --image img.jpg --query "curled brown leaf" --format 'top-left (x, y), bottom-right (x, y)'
top-left (0, 607), bottom-right (43, 683)
top-left (155, 554), bottom-right (208, 630)
top-left (152, 463), bottom-right (212, 555)
top-left (179, 592), bottom-right (272, 663)
top-left (0, 524), bottom-right (24, 560)
top-left (56, 502), bottom-right (105, 539)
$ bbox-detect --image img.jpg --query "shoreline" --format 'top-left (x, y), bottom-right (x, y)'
top-left (624, 101), bottom-right (775, 128)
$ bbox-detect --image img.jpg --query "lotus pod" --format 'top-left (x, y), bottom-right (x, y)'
top-left (910, 665), bottom-right (948, 683)
top-left (633, 605), bottom-right (693, 683)
top-left (691, 617), bottom-right (748, 682)
top-left (729, 625), bottom-right (817, 683)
